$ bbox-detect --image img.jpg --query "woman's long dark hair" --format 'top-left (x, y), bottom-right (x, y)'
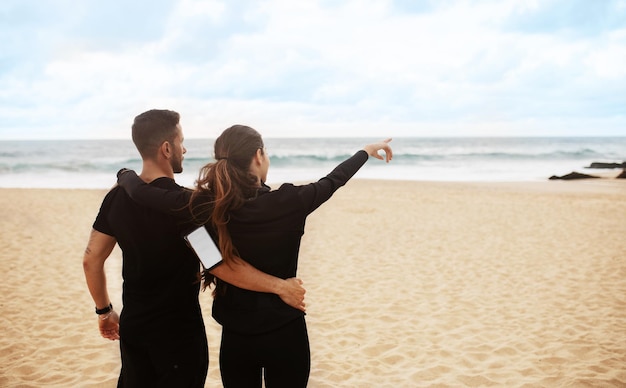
top-left (190, 125), bottom-right (265, 293)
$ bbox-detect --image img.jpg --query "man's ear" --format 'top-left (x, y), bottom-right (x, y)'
top-left (160, 141), bottom-right (171, 159)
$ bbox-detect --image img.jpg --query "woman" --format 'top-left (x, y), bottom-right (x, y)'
top-left (117, 125), bottom-right (392, 387)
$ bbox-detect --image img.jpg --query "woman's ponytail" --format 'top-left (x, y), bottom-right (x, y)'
top-left (190, 125), bottom-right (265, 293)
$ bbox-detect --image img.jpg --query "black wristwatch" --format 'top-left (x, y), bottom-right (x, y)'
top-left (95, 303), bottom-right (113, 315)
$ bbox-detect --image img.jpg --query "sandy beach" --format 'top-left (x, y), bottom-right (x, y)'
top-left (1, 178), bottom-right (625, 387)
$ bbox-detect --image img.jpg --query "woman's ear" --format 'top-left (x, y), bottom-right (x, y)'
top-left (254, 148), bottom-right (264, 165)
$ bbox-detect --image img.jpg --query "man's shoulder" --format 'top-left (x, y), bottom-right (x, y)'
top-left (96, 185), bottom-right (130, 214)
top-left (101, 184), bottom-right (124, 201)
top-left (150, 177), bottom-right (187, 191)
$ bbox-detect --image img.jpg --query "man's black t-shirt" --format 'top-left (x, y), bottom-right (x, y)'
top-left (93, 177), bottom-right (203, 338)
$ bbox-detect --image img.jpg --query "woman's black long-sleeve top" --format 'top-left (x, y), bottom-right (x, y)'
top-left (118, 150), bottom-right (369, 334)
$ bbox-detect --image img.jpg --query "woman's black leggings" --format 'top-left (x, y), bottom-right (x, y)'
top-left (219, 316), bottom-right (310, 388)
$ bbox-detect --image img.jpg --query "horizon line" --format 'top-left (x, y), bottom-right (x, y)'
top-left (2, 135), bottom-right (626, 142)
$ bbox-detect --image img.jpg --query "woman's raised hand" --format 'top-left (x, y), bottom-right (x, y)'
top-left (363, 138), bottom-right (393, 163)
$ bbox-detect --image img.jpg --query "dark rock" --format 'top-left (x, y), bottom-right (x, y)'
top-left (586, 162), bottom-right (626, 169)
top-left (617, 170), bottom-right (626, 179)
top-left (549, 172), bottom-right (601, 180)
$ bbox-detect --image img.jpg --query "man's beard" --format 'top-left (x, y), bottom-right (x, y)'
top-left (172, 159), bottom-right (183, 174)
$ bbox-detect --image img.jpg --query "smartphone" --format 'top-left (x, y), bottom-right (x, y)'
top-left (184, 226), bottom-right (223, 270)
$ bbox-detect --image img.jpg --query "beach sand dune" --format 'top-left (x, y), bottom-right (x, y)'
top-left (1, 179), bottom-right (625, 387)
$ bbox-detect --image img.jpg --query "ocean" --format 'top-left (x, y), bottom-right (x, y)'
top-left (0, 137), bottom-right (624, 189)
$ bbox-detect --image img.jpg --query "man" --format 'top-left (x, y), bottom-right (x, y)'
top-left (83, 109), bottom-right (305, 387)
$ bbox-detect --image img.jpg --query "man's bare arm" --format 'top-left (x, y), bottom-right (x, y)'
top-left (83, 229), bottom-right (120, 340)
top-left (210, 261), bottom-right (306, 312)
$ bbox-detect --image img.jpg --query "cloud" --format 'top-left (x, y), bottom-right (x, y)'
top-left (503, 0), bottom-right (625, 36)
top-left (0, 0), bottom-right (624, 139)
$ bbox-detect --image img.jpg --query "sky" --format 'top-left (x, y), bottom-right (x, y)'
top-left (1, 0), bottom-right (625, 140)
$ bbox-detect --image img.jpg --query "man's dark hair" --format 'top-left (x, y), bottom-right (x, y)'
top-left (132, 109), bottom-right (180, 159)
